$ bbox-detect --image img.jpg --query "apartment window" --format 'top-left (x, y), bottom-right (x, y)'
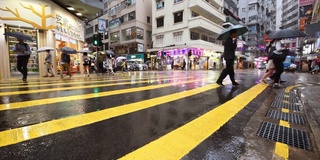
top-left (157, 17), bottom-right (164, 27)
top-left (156, 0), bottom-right (165, 9)
top-left (191, 11), bottom-right (199, 17)
top-left (209, 37), bottom-right (215, 43)
top-left (121, 27), bottom-right (144, 41)
top-left (120, 11), bottom-right (136, 23)
top-left (174, 0), bottom-right (183, 3)
top-left (156, 35), bottom-right (164, 45)
top-left (174, 11), bottom-right (183, 23)
top-left (241, 18), bottom-right (245, 23)
top-left (147, 30), bottom-right (152, 39)
top-left (147, 16), bottom-right (151, 23)
top-left (110, 32), bottom-right (120, 43)
top-left (201, 35), bottom-right (208, 41)
top-left (173, 31), bottom-right (183, 43)
top-left (249, 5), bottom-right (255, 10)
top-left (249, 16), bottom-right (256, 22)
top-left (242, 8), bottom-right (246, 12)
top-left (190, 31), bottom-right (199, 40)
top-left (85, 26), bottom-right (93, 34)
top-left (136, 27), bottom-right (144, 40)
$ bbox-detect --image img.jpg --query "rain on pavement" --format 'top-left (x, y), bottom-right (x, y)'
top-left (0, 70), bottom-right (319, 160)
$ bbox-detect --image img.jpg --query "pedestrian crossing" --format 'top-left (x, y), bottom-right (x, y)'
top-left (0, 73), bottom-right (267, 159)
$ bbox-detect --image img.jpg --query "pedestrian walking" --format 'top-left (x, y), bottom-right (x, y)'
top-left (60, 51), bottom-right (72, 78)
top-left (269, 39), bottom-right (287, 88)
top-left (121, 60), bottom-right (127, 73)
top-left (96, 52), bottom-right (105, 75)
top-left (44, 50), bottom-right (55, 77)
top-left (311, 58), bottom-right (319, 74)
top-left (182, 59), bottom-right (186, 70)
top-left (83, 52), bottom-right (90, 77)
top-left (14, 38), bottom-right (31, 81)
top-left (259, 40), bottom-right (276, 83)
top-left (216, 29), bottom-right (239, 86)
top-left (107, 57), bottom-right (114, 75)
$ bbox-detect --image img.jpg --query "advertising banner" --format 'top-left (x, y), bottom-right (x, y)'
top-left (300, 5), bottom-right (313, 17)
top-left (98, 18), bottom-right (107, 32)
top-left (300, 0), bottom-right (313, 6)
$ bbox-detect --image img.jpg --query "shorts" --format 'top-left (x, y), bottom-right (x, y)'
top-left (266, 60), bottom-right (275, 69)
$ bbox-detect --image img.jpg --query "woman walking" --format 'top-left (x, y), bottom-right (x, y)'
top-left (107, 57), bottom-right (114, 75)
top-left (83, 52), bottom-right (90, 77)
top-left (259, 40), bottom-right (275, 83)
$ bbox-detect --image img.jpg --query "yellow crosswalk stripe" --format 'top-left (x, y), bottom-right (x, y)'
top-left (119, 84), bottom-right (267, 160)
top-left (0, 75), bottom-right (176, 87)
top-left (0, 77), bottom-right (190, 96)
top-left (0, 78), bottom-right (209, 111)
top-left (0, 75), bottom-right (177, 89)
top-left (0, 82), bottom-right (225, 147)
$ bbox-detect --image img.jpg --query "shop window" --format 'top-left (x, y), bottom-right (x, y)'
top-left (156, 0), bottom-right (165, 9)
top-left (173, 31), bottom-right (183, 43)
top-left (110, 32), bottom-right (120, 43)
top-left (136, 28), bottom-right (144, 40)
top-left (121, 27), bottom-right (136, 41)
top-left (7, 26), bottom-right (38, 73)
top-left (157, 17), bottom-right (164, 27)
top-left (190, 31), bottom-right (199, 40)
top-left (174, 11), bottom-right (183, 23)
top-left (156, 35), bottom-right (164, 45)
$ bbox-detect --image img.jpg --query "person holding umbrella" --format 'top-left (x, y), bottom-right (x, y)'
top-left (60, 51), bottom-right (72, 78)
top-left (13, 38), bottom-right (32, 81)
top-left (216, 29), bottom-right (240, 86)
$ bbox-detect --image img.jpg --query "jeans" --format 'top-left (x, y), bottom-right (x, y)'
top-left (17, 55), bottom-right (30, 79)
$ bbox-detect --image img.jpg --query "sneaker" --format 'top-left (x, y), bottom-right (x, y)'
top-left (232, 82), bottom-right (240, 86)
top-left (216, 81), bottom-right (224, 86)
top-left (43, 75), bottom-right (48, 77)
top-left (273, 83), bottom-right (281, 89)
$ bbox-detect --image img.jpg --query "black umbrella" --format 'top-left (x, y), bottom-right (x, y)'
top-left (268, 29), bottom-right (306, 39)
top-left (3, 32), bottom-right (33, 41)
top-left (59, 46), bottom-right (77, 54)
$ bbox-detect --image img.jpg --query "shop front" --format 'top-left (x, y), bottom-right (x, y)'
top-left (0, 0), bottom-right (84, 78)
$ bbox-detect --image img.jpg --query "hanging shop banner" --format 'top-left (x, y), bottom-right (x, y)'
top-left (300, 0), bottom-right (313, 6)
top-left (300, 5), bottom-right (313, 17)
top-left (98, 18), bottom-right (107, 32)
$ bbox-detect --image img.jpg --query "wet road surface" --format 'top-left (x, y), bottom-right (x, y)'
top-left (0, 70), bottom-right (319, 159)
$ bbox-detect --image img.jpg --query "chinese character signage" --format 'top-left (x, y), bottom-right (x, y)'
top-left (55, 13), bottom-right (83, 40)
top-left (300, 5), bottom-right (313, 17)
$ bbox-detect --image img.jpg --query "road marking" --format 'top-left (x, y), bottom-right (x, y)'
top-left (0, 78), bottom-right (208, 111)
top-left (0, 76), bottom-right (176, 89)
top-left (282, 100), bottom-right (290, 104)
top-left (274, 142), bottom-right (289, 160)
top-left (0, 77), bottom-right (190, 96)
top-left (285, 84), bottom-right (301, 93)
top-left (0, 75), bottom-right (177, 89)
top-left (281, 108), bottom-right (289, 113)
top-left (119, 84), bottom-right (267, 160)
top-left (0, 82), bottom-right (225, 147)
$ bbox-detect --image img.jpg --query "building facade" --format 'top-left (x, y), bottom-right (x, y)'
top-left (148, 0), bottom-right (225, 70)
top-left (238, 0), bottom-right (276, 56)
top-left (281, 0), bottom-right (299, 30)
top-left (0, 0), bottom-right (86, 78)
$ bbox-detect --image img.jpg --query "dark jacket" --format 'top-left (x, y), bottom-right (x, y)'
top-left (61, 52), bottom-right (70, 64)
top-left (223, 37), bottom-right (237, 60)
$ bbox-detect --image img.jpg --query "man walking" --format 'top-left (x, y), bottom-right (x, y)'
top-left (44, 50), bottom-right (55, 77)
top-left (14, 38), bottom-right (31, 81)
top-left (216, 29), bottom-right (239, 86)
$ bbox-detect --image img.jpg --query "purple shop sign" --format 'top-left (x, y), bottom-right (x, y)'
top-left (300, 0), bottom-right (313, 6)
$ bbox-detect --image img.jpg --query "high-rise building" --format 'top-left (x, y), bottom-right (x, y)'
top-left (238, 0), bottom-right (276, 56)
top-left (85, 0), bottom-right (152, 58)
top-left (281, 0), bottom-right (299, 29)
top-left (148, 0), bottom-right (225, 70)
top-left (223, 0), bottom-right (241, 28)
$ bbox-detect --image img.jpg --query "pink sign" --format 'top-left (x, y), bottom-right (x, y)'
top-left (300, 0), bottom-right (313, 6)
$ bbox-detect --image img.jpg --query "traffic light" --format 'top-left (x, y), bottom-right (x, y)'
top-left (93, 34), bottom-right (98, 46)
top-left (93, 33), bottom-right (102, 46)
